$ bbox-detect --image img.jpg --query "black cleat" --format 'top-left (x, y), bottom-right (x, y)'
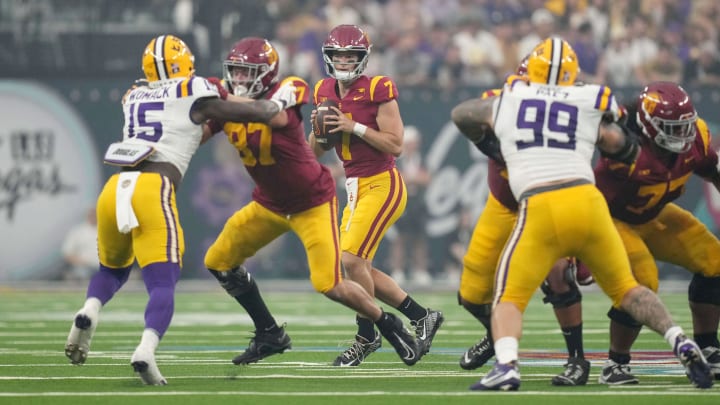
top-left (552, 356), bottom-right (590, 386)
top-left (377, 312), bottom-right (420, 366)
top-left (332, 332), bottom-right (382, 366)
top-left (411, 309), bottom-right (444, 356)
top-left (232, 326), bottom-right (292, 365)
top-left (598, 360), bottom-right (638, 385)
top-left (460, 335), bottom-right (495, 370)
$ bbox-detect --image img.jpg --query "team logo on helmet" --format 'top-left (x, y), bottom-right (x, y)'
top-left (642, 91), bottom-right (660, 114)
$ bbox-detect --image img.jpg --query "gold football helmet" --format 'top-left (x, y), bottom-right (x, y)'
top-left (526, 37), bottom-right (579, 86)
top-left (142, 35), bottom-right (195, 83)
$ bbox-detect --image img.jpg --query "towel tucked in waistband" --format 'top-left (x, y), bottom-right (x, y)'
top-left (115, 171), bottom-right (141, 233)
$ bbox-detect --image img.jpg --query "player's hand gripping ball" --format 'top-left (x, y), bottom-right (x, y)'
top-left (313, 99), bottom-right (341, 150)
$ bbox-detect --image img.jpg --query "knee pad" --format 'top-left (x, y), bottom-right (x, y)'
top-left (607, 306), bottom-right (642, 328)
top-left (209, 266), bottom-right (253, 297)
top-left (541, 281), bottom-right (582, 309)
top-left (688, 273), bottom-right (720, 306)
top-left (458, 292), bottom-right (492, 330)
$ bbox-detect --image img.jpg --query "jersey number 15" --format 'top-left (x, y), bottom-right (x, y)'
top-left (128, 102), bottom-right (164, 142)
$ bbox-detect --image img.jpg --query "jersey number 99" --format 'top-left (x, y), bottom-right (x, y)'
top-left (516, 99), bottom-right (577, 150)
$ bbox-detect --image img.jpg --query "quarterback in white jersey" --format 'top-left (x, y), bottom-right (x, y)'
top-left (65, 34), bottom-right (297, 386)
top-left (452, 37), bottom-right (713, 391)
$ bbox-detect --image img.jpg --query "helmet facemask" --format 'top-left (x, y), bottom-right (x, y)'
top-left (639, 108), bottom-right (697, 153)
top-left (223, 61), bottom-right (275, 98)
top-left (323, 49), bottom-right (369, 84)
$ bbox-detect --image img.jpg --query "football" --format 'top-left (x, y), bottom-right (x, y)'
top-left (313, 99), bottom-right (341, 150)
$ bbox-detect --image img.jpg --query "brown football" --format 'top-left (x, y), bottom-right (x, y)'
top-left (313, 99), bottom-right (341, 150)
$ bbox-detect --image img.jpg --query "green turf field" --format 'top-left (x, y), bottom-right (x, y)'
top-left (1, 281), bottom-right (718, 404)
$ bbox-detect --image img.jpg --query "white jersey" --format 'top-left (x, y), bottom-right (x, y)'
top-left (115, 76), bottom-right (219, 176)
top-left (492, 81), bottom-right (621, 199)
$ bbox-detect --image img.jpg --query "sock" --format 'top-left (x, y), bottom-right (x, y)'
top-left (693, 332), bottom-right (720, 349)
top-left (142, 262), bottom-right (180, 338)
top-left (374, 311), bottom-right (393, 330)
top-left (233, 277), bottom-right (279, 333)
top-left (494, 336), bottom-right (518, 364)
top-left (81, 297), bottom-right (102, 319)
top-left (609, 350), bottom-right (631, 365)
top-left (397, 295), bottom-right (428, 322)
top-left (664, 325), bottom-right (684, 348)
top-left (138, 328), bottom-right (160, 352)
top-left (356, 315), bottom-right (375, 341)
top-left (561, 323), bottom-right (584, 358)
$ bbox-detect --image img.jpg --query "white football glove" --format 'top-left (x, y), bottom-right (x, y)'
top-left (269, 83), bottom-right (299, 111)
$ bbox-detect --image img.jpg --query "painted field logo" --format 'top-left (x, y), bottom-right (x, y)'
top-left (0, 81), bottom-right (100, 280)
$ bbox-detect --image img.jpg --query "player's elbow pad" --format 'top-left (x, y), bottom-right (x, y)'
top-left (471, 125), bottom-right (504, 164)
top-left (601, 124), bottom-right (638, 164)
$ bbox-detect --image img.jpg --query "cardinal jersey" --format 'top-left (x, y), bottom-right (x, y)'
top-left (493, 82), bottom-right (621, 199)
top-left (313, 75), bottom-right (398, 178)
top-left (596, 117), bottom-right (718, 225)
top-left (479, 88), bottom-right (519, 211)
top-left (222, 77), bottom-right (335, 215)
top-left (121, 77), bottom-right (220, 176)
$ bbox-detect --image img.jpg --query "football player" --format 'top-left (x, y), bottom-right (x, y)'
top-left (594, 81), bottom-right (720, 384)
top-left (203, 37), bottom-right (421, 367)
top-left (307, 24), bottom-right (444, 367)
top-left (452, 36), bottom-right (712, 390)
top-left (64, 34), bottom-right (289, 385)
top-left (458, 57), bottom-right (593, 386)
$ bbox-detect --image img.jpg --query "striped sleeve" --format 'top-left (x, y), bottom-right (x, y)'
top-left (594, 85), bottom-right (621, 120)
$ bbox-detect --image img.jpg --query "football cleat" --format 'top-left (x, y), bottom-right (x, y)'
top-left (376, 312), bottom-right (420, 366)
top-left (131, 347), bottom-right (167, 385)
top-left (411, 309), bottom-right (444, 356)
top-left (470, 361), bottom-right (521, 391)
top-left (701, 346), bottom-right (720, 380)
top-left (598, 360), bottom-right (639, 385)
top-left (232, 326), bottom-right (292, 365)
top-left (333, 332), bottom-right (382, 366)
top-left (552, 356), bottom-right (590, 386)
top-left (460, 335), bottom-right (495, 370)
top-left (674, 335), bottom-right (713, 389)
top-left (65, 312), bottom-right (97, 365)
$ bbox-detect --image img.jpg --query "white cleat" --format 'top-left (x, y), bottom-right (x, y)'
top-left (131, 348), bottom-right (168, 386)
top-left (65, 312), bottom-right (97, 365)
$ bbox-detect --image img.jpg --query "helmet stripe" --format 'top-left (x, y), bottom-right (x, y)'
top-left (154, 35), bottom-right (168, 81)
top-left (548, 37), bottom-right (562, 85)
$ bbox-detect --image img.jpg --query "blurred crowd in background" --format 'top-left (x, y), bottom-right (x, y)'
top-left (3, 0), bottom-right (720, 90)
top-left (4, 0), bottom-right (720, 284)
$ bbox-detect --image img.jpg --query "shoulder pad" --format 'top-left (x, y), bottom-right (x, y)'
top-left (369, 76), bottom-right (398, 102)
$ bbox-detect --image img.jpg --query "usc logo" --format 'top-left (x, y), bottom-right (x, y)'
top-left (642, 91), bottom-right (661, 114)
top-left (264, 43), bottom-right (278, 66)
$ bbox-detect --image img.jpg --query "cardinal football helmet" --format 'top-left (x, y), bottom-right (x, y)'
top-left (526, 37), bottom-right (579, 86)
top-left (516, 54), bottom-right (529, 76)
top-left (142, 35), bottom-right (195, 83)
top-left (637, 81), bottom-right (697, 153)
top-left (223, 37), bottom-right (280, 98)
top-left (322, 24), bottom-right (372, 83)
